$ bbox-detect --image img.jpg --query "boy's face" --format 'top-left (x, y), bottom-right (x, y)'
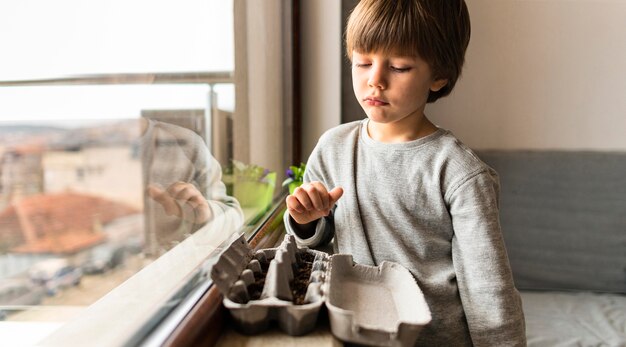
top-left (352, 50), bottom-right (447, 128)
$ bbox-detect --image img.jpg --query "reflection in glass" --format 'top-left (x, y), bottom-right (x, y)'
top-left (139, 116), bottom-right (244, 255)
top-left (0, 0), bottom-right (297, 344)
top-left (0, 119), bottom-right (150, 325)
top-left (0, 115), bottom-right (244, 329)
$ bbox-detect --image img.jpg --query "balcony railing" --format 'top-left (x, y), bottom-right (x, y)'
top-left (1, 71), bottom-right (235, 167)
top-left (0, 71), bottom-right (233, 86)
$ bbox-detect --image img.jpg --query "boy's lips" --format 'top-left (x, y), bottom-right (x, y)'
top-left (364, 96), bottom-right (389, 106)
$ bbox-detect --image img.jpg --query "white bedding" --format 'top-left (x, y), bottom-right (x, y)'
top-left (521, 291), bottom-right (626, 347)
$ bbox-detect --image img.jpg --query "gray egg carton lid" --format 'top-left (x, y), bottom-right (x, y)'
top-left (210, 234), bottom-right (432, 346)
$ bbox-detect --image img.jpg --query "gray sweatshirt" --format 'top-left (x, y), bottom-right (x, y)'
top-left (284, 119), bottom-right (526, 346)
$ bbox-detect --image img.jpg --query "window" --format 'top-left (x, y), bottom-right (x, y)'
top-left (0, 1), bottom-right (296, 345)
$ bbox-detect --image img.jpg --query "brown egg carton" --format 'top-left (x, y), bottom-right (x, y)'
top-left (210, 235), bottom-right (431, 346)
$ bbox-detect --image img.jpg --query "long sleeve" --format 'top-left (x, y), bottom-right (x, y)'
top-left (283, 210), bottom-right (335, 247)
top-left (195, 147), bottom-right (244, 226)
top-left (448, 170), bottom-right (526, 346)
top-left (283, 143), bottom-right (335, 248)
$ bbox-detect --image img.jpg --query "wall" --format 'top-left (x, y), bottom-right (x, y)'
top-left (300, 0), bottom-right (342, 158)
top-left (332, 0), bottom-right (626, 152)
top-left (234, 0), bottom-right (293, 175)
top-left (428, 0), bottom-right (626, 151)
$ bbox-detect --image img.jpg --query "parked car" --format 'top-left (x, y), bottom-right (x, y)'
top-left (28, 258), bottom-right (82, 296)
top-left (82, 244), bottom-right (126, 274)
top-left (125, 234), bottom-right (144, 255)
top-left (0, 279), bottom-right (46, 320)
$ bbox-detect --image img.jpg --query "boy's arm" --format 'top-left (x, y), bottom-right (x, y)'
top-left (283, 150), bottom-right (337, 248)
top-left (283, 208), bottom-right (335, 248)
top-left (190, 137), bottom-right (244, 229)
top-left (448, 170), bottom-right (526, 347)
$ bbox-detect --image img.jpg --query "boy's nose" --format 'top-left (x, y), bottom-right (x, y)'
top-left (367, 66), bottom-right (386, 89)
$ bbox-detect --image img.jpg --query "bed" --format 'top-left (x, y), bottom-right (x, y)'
top-left (478, 151), bottom-right (626, 347)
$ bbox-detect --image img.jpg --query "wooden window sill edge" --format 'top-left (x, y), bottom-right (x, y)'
top-left (159, 197), bottom-right (288, 347)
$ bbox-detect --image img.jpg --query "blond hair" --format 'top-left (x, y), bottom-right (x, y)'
top-left (345, 0), bottom-right (471, 103)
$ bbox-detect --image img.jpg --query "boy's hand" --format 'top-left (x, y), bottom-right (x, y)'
top-left (147, 182), bottom-right (212, 224)
top-left (286, 181), bottom-right (343, 225)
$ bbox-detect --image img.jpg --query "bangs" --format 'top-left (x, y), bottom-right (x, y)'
top-left (345, 0), bottom-right (472, 103)
top-left (346, 0), bottom-right (431, 60)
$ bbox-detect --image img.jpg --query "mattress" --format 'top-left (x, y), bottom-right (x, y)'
top-left (521, 291), bottom-right (626, 347)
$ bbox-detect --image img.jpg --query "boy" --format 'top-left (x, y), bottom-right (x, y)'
top-left (283, 0), bottom-right (526, 345)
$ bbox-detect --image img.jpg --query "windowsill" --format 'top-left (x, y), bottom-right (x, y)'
top-left (0, 322), bottom-right (64, 347)
top-left (158, 198), bottom-right (289, 346)
top-left (214, 308), bottom-right (340, 346)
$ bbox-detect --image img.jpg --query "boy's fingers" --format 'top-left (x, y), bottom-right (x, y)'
top-left (304, 184), bottom-right (326, 211)
top-left (147, 185), bottom-right (164, 199)
top-left (328, 187), bottom-right (344, 204)
top-left (167, 182), bottom-right (199, 199)
top-left (166, 181), bottom-right (183, 193)
top-left (293, 186), bottom-right (315, 210)
top-left (286, 195), bottom-right (304, 213)
top-left (175, 187), bottom-right (204, 209)
top-left (148, 185), bottom-right (170, 206)
top-left (310, 181), bottom-right (330, 210)
top-left (148, 186), bottom-right (182, 217)
top-left (286, 184), bottom-right (342, 223)
top-left (148, 184), bottom-right (211, 223)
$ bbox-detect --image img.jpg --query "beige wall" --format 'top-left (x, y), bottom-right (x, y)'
top-left (428, 0), bottom-right (626, 151)
top-left (300, 0), bottom-right (342, 157)
top-left (233, 0), bottom-right (293, 176)
top-left (303, 0), bottom-right (626, 155)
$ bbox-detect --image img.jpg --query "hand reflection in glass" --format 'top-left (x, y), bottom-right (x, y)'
top-left (139, 117), bottom-right (243, 255)
top-left (147, 182), bottom-right (212, 224)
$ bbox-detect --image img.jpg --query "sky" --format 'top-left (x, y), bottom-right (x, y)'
top-left (0, 0), bottom-right (234, 124)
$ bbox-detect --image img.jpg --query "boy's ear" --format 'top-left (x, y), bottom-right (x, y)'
top-left (430, 78), bottom-right (448, 92)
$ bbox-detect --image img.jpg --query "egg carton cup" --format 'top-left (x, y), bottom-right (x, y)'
top-left (210, 234), bottom-right (431, 346)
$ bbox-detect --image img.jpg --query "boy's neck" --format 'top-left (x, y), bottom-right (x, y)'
top-left (367, 114), bottom-right (438, 143)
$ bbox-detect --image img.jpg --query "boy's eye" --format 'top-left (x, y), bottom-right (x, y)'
top-left (390, 66), bottom-right (411, 73)
top-left (354, 63), bottom-right (371, 68)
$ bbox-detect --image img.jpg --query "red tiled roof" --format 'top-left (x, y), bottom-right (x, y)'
top-left (10, 229), bottom-right (105, 254)
top-left (6, 143), bottom-right (45, 155)
top-left (0, 192), bottom-right (139, 254)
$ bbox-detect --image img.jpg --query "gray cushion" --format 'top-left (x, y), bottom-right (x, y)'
top-left (477, 151), bottom-right (626, 293)
top-left (520, 290), bottom-right (626, 346)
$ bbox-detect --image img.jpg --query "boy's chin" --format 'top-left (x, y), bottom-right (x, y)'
top-left (365, 114), bottom-right (393, 124)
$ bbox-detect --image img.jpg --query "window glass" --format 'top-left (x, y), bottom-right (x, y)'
top-left (0, 0), bottom-right (285, 345)
top-left (1, 0), bottom-right (233, 79)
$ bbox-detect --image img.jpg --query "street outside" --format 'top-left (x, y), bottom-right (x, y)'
top-left (4, 253), bottom-right (151, 322)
